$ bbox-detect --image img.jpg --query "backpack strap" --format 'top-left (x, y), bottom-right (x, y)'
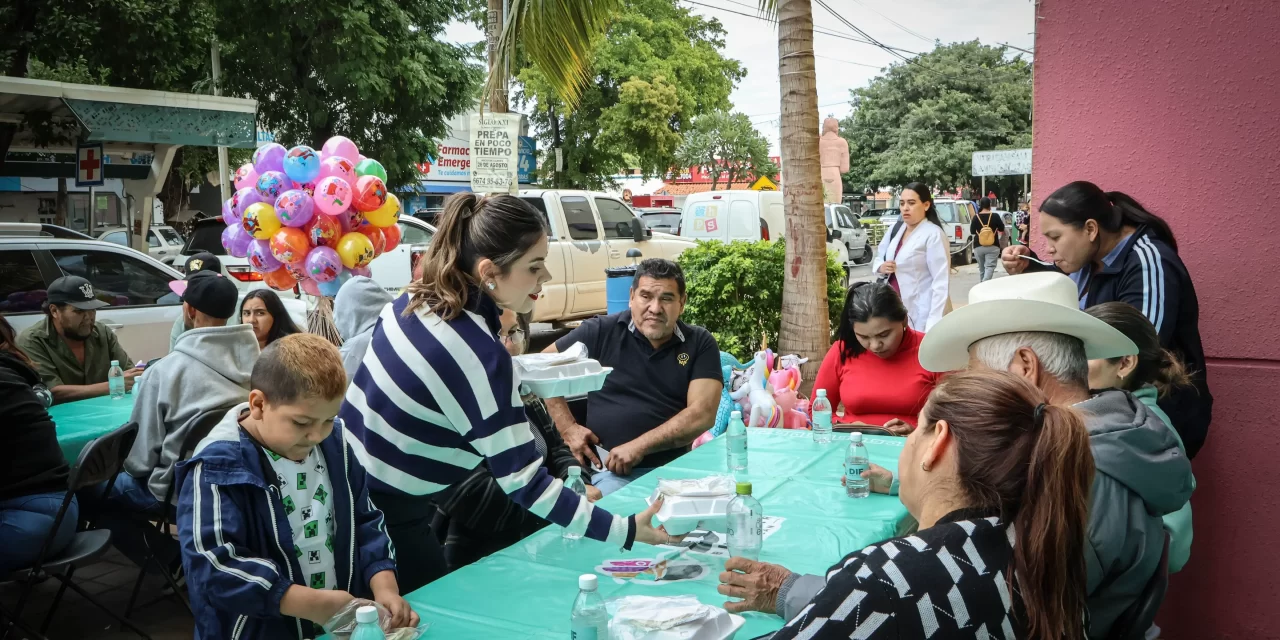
top-left (883, 220), bottom-right (905, 261)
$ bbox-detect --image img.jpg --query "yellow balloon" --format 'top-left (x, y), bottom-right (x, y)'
top-left (243, 202), bottom-right (281, 240)
top-left (365, 193), bottom-right (401, 228)
top-left (336, 231), bottom-right (376, 269)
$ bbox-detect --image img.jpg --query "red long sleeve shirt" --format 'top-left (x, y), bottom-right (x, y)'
top-left (812, 328), bottom-right (940, 428)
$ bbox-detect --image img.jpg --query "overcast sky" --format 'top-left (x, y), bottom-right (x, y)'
top-left (444, 0), bottom-right (1035, 155)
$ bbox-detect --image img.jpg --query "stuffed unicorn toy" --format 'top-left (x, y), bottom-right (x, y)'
top-left (730, 350), bottom-right (782, 428)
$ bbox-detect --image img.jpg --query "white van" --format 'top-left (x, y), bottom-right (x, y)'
top-left (680, 190), bottom-right (850, 264)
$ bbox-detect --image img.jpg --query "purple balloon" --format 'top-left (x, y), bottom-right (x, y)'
top-left (253, 143), bottom-right (287, 174)
top-left (247, 239), bottom-right (282, 273)
top-left (221, 198), bottom-right (240, 226)
top-left (274, 189), bottom-right (316, 228)
top-left (304, 246), bottom-right (344, 283)
top-left (221, 224), bottom-right (252, 258)
top-left (232, 187), bottom-right (265, 218)
top-left (256, 171), bottom-right (290, 200)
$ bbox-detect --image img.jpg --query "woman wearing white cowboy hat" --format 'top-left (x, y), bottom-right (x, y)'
top-left (918, 272), bottom-right (1194, 639)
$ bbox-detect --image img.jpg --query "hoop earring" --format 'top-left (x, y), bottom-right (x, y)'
top-left (920, 461), bottom-right (931, 472)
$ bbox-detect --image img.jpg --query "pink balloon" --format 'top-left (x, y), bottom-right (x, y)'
top-left (304, 246), bottom-right (344, 283)
top-left (317, 156), bottom-right (356, 185)
top-left (313, 177), bottom-right (352, 216)
top-left (300, 279), bottom-right (322, 297)
top-left (233, 163), bottom-right (259, 191)
top-left (321, 136), bottom-right (360, 165)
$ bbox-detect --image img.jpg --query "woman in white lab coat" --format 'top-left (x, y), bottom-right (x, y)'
top-left (872, 182), bottom-right (951, 331)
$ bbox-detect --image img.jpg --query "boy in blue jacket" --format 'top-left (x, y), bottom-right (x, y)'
top-left (177, 333), bottom-right (416, 640)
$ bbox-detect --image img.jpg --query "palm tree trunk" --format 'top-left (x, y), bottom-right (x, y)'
top-left (487, 0), bottom-right (510, 113)
top-left (776, 0), bottom-right (828, 391)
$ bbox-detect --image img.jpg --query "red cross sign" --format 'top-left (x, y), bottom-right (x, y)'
top-left (76, 142), bottom-right (106, 187)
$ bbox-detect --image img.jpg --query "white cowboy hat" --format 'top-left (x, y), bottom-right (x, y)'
top-left (918, 272), bottom-right (1138, 372)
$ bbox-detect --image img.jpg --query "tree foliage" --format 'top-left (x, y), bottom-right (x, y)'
top-left (675, 111), bottom-right (777, 190)
top-left (516, 0), bottom-right (744, 189)
top-left (840, 41), bottom-right (1031, 196)
top-left (678, 240), bottom-right (845, 361)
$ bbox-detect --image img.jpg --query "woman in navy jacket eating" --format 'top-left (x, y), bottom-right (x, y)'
top-left (337, 193), bottom-right (672, 591)
top-left (1001, 180), bottom-right (1212, 456)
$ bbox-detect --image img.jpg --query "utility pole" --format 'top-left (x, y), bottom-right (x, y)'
top-left (212, 39), bottom-right (231, 201)
top-left (486, 0), bottom-right (509, 113)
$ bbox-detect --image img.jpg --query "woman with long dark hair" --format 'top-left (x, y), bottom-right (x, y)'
top-left (1002, 180), bottom-right (1212, 456)
top-left (812, 282), bottom-right (940, 433)
top-left (872, 182), bottom-right (950, 331)
top-left (719, 370), bottom-right (1095, 639)
top-left (0, 315), bottom-right (78, 573)
top-left (1087, 301), bottom-right (1195, 573)
top-left (337, 193), bottom-right (672, 590)
top-left (240, 288), bottom-right (301, 350)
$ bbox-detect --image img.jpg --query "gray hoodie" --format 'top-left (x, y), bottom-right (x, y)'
top-left (1078, 389), bottom-right (1193, 638)
top-left (124, 323), bottom-right (260, 503)
top-left (776, 389), bottom-right (1193, 637)
top-left (334, 276), bottom-right (393, 380)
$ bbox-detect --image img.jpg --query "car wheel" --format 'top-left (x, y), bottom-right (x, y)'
top-left (952, 244), bottom-right (972, 267)
top-left (854, 242), bottom-right (873, 264)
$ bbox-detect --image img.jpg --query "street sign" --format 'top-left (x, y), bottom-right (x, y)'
top-left (518, 136), bottom-right (535, 183)
top-left (749, 176), bottom-right (778, 191)
top-left (972, 148), bottom-right (1032, 176)
top-left (469, 113), bottom-right (521, 194)
top-left (76, 142), bottom-right (106, 187)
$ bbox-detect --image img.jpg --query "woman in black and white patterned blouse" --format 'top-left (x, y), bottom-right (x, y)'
top-left (719, 370), bottom-right (1095, 639)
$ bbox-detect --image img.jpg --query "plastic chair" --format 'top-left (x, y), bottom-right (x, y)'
top-left (1, 422), bottom-right (153, 640)
top-left (121, 410), bottom-right (224, 618)
top-left (1106, 531), bottom-right (1172, 640)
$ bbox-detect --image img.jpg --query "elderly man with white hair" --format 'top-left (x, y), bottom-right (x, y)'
top-left (918, 272), bottom-right (1194, 638)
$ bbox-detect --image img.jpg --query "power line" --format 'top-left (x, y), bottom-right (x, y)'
top-left (681, 0), bottom-right (920, 55)
top-left (843, 0), bottom-right (936, 45)
top-left (814, 54), bottom-right (885, 70)
top-left (813, 0), bottom-right (910, 61)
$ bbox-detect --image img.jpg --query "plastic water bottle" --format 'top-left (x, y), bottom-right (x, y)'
top-left (726, 482), bottom-right (763, 560)
top-left (811, 389), bottom-right (833, 444)
top-left (108, 360), bottom-right (125, 399)
top-left (570, 574), bottom-right (609, 640)
top-left (726, 410), bottom-right (748, 473)
top-left (845, 433), bottom-right (870, 498)
top-left (350, 605), bottom-right (386, 640)
top-left (563, 466), bottom-right (585, 540)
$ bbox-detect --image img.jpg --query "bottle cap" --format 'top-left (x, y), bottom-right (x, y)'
top-left (816, 389), bottom-right (827, 397)
top-left (579, 574), bottom-right (598, 591)
top-left (110, 360), bottom-right (120, 366)
top-left (355, 605), bottom-right (379, 624)
top-left (851, 432), bottom-right (863, 442)
top-left (735, 481), bottom-right (752, 495)
top-left (730, 410), bottom-right (742, 420)
top-left (567, 466), bottom-right (581, 477)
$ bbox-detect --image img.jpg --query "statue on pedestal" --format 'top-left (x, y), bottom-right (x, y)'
top-left (819, 117), bottom-right (849, 204)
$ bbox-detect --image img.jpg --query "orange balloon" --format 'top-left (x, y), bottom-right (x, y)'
top-left (269, 227), bottom-right (311, 264)
top-left (263, 267), bottom-right (297, 291)
top-left (358, 225), bottom-right (386, 255)
top-left (352, 175), bottom-right (388, 213)
top-left (336, 232), bottom-right (376, 269)
top-left (381, 224), bottom-right (402, 252)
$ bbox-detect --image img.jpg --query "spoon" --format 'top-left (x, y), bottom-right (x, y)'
top-left (1018, 254), bottom-right (1056, 267)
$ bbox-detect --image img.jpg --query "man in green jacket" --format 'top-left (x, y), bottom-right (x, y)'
top-left (17, 276), bottom-right (141, 403)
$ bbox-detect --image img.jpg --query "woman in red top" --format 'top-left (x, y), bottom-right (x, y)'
top-left (813, 282), bottom-right (941, 433)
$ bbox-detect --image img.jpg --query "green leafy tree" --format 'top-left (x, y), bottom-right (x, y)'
top-left (675, 111), bottom-right (778, 190)
top-left (678, 240), bottom-right (845, 360)
top-left (516, 0), bottom-right (744, 189)
top-left (841, 41), bottom-right (1031, 199)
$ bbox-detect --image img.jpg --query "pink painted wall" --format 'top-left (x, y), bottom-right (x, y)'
top-left (1034, 0), bottom-right (1280, 637)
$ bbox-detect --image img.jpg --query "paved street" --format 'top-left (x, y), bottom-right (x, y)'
top-left (846, 259), bottom-right (1006, 308)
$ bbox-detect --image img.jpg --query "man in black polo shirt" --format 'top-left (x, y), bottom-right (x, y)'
top-left (543, 259), bottom-right (722, 495)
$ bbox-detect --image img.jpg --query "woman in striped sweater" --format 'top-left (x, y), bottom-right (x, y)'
top-left (337, 193), bottom-right (671, 590)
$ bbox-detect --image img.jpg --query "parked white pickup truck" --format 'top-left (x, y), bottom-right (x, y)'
top-left (516, 190), bottom-right (696, 324)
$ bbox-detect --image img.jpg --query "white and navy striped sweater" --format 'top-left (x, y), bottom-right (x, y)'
top-left (337, 292), bottom-right (635, 548)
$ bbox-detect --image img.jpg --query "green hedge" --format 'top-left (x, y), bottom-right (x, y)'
top-left (678, 240), bottom-right (846, 360)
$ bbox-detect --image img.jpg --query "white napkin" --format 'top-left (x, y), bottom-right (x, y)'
top-left (512, 342), bottom-right (589, 373)
top-left (609, 596), bottom-right (712, 638)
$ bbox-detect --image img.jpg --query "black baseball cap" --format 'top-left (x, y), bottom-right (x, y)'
top-left (180, 271), bottom-right (239, 320)
top-left (183, 252), bottom-right (222, 275)
top-left (47, 276), bottom-right (110, 310)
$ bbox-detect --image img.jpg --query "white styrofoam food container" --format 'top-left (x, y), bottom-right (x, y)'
top-left (646, 490), bottom-right (732, 536)
top-left (609, 613), bottom-right (745, 640)
top-left (515, 359), bottom-right (613, 399)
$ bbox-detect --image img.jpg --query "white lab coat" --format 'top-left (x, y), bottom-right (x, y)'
top-left (872, 222), bottom-right (951, 331)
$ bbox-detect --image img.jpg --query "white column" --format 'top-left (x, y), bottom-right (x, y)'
top-left (124, 144), bottom-right (179, 252)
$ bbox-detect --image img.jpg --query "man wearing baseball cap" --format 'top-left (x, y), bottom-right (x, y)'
top-left (85, 270), bottom-right (260, 571)
top-left (168, 252), bottom-right (223, 351)
top-left (17, 275), bottom-right (138, 403)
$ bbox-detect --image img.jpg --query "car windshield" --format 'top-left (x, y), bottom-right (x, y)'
top-left (184, 222), bottom-right (227, 255)
top-left (642, 212), bottom-right (681, 229)
top-left (159, 227), bottom-right (184, 245)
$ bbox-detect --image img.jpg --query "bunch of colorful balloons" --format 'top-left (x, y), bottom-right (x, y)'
top-left (219, 136), bottom-right (403, 297)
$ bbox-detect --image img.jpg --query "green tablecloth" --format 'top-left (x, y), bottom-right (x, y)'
top-left (401, 428), bottom-right (913, 639)
top-left (49, 394), bottom-right (136, 462)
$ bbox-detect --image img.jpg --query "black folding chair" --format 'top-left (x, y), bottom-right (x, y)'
top-left (1106, 531), bottom-right (1172, 640)
top-left (832, 424), bottom-right (894, 436)
top-left (121, 410), bottom-right (224, 619)
top-left (1, 422), bottom-right (153, 640)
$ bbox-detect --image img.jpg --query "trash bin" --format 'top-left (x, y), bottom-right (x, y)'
top-left (604, 266), bottom-right (637, 314)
